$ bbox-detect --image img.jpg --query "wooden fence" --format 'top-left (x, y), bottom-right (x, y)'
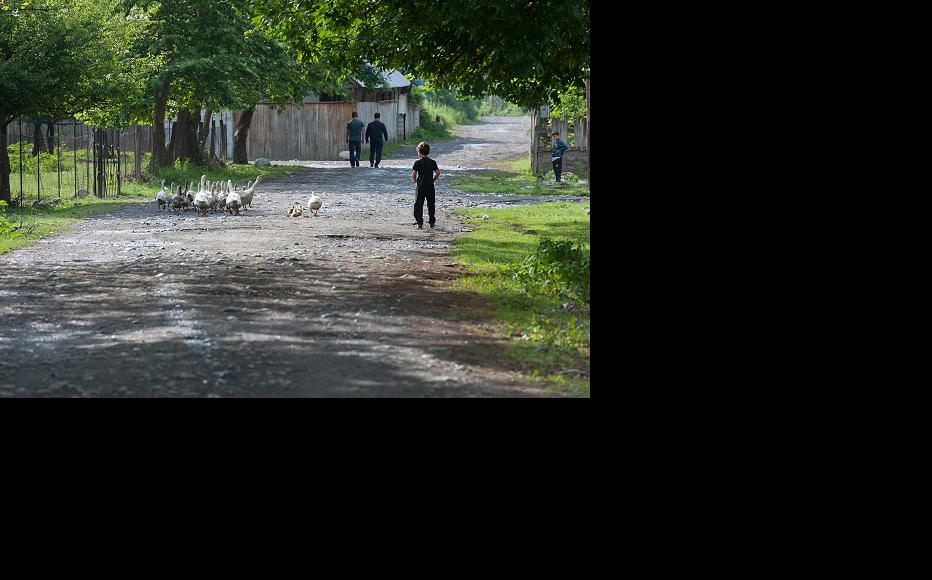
top-left (547, 117), bottom-right (588, 150)
top-left (6, 103), bottom-right (421, 168)
top-left (530, 112), bottom-right (589, 177)
top-left (244, 100), bottom-right (421, 161)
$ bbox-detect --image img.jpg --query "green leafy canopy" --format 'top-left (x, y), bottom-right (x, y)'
top-left (253, 0), bottom-right (590, 108)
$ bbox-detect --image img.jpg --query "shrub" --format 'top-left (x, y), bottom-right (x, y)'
top-left (412, 113), bottom-right (453, 141)
top-left (0, 201), bottom-right (16, 235)
top-left (6, 143), bottom-right (75, 173)
top-left (513, 238), bottom-right (590, 303)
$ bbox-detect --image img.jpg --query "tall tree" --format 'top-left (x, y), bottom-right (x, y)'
top-left (125, 0), bottom-right (344, 169)
top-left (0, 0), bottom-right (132, 202)
top-left (254, 0), bottom-right (590, 108)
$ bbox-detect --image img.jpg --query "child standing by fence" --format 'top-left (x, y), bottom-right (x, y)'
top-left (550, 131), bottom-right (569, 185)
top-left (411, 141), bottom-right (440, 229)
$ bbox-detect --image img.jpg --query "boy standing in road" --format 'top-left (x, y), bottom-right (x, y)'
top-left (411, 141), bottom-right (440, 229)
top-left (346, 111), bottom-right (365, 167)
top-left (366, 112), bottom-right (389, 167)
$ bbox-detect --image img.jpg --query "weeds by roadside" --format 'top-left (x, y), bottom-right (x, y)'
top-left (451, 202), bottom-right (590, 397)
top-left (0, 195), bottom-right (150, 255)
top-left (448, 155), bottom-right (590, 196)
top-left (1, 159), bottom-right (302, 255)
top-left (382, 113), bottom-right (455, 158)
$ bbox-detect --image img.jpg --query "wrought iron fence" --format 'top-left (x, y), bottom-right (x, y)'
top-left (3, 118), bottom-right (151, 206)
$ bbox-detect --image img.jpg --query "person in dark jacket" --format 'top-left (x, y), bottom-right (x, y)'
top-left (365, 112), bottom-right (389, 168)
top-left (346, 111), bottom-right (365, 167)
top-left (411, 141), bottom-right (440, 229)
top-left (550, 131), bottom-right (569, 184)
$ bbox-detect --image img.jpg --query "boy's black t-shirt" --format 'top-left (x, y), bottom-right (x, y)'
top-left (413, 157), bottom-right (438, 189)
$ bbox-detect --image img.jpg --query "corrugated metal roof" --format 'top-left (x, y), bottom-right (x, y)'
top-left (353, 69), bottom-right (411, 89)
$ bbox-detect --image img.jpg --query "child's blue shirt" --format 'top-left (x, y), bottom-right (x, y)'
top-left (551, 139), bottom-right (568, 158)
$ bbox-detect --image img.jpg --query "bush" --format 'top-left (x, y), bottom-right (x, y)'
top-left (7, 143), bottom-right (75, 173)
top-left (0, 201), bottom-right (15, 235)
top-left (412, 113), bottom-right (453, 141)
top-left (477, 98), bottom-right (528, 116)
top-left (513, 238), bottom-right (590, 304)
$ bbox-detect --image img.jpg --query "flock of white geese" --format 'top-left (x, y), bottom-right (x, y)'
top-left (155, 174), bottom-right (321, 217)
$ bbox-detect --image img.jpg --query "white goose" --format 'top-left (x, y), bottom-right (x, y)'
top-left (193, 190), bottom-right (211, 216)
top-left (239, 175), bottom-right (264, 210)
top-left (156, 179), bottom-right (168, 210)
top-left (307, 192), bottom-right (322, 217)
top-left (225, 180), bottom-right (242, 215)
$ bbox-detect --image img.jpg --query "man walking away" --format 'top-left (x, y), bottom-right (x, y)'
top-left (346, 111), bottom-right (365, 167)
top-left (366, 112), bottom-right (389, 168)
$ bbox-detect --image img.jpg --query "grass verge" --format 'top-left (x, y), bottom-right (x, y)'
top-left (1, 159), bottom-right (301, 255)
top-left (448, 155), bottom-right (590, 196)
top-left (152, 161), bottom-right (298, 192)
top-left (451, 202), bottom-right (590, 397)
top-left (0, 195), bottom-right (149, 255)
top-left (382, 112), bottom-right (456, 159)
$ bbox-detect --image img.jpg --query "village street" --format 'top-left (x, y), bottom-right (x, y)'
top-left (0, 116), bottom-right (585, 397)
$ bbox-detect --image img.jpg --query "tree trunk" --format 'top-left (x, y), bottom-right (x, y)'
top-left (171, 109), bottom-right (201, 165)
top-left (32, 121), bottom-right (46, 157)
top-left (200, 108), bottom-right (213, 149)
top-left (232, 108), bottom-right (254, 164)
top-left (0, 120), bottom-right (11, 203)
top-left (46, 122), bottom-right (55, 154)
top-left (210, 119), bottom-right (217, 160)
top-left (151, 80), bottom-right (170, 173)
top-left (219, 118), bottom-right (228, 160)
top-left (167, 109), bottom-right (185, 162)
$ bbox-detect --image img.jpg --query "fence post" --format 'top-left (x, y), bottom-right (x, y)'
top-left (116, 128), bottom-right (122, 196)
top-left (530, 111), bottom-right (537, 175)
top-left (57, 123), bottom-right (61, 200)
top-left (585, 75), bottom-right (590, 181)
top-left (92, 128), bottom-right (97, 197)
top-left (103, 129), bottom-right (107, 197)
top-left (18, 117), bottom-right (23, 206)
top-left (36, 128), bottom-right (40, 201)
top-left (134, 124), bottom-right (141, 181)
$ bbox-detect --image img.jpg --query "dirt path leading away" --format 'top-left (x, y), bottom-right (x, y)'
top-left (385, 115), bottom-right (530, 168)
top-left (0, 116), bottom-right (586, 397)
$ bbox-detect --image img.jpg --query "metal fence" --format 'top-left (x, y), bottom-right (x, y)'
top-left (3, 118), bottom-right (152, 206)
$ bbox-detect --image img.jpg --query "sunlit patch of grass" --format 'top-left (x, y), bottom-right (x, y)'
top-left (0, 196), bottom-right (149, 255)
top-left (151, 162), bottom-right (298, 192)
top-left (451, 202), bottom-right (590, 397)
top-left (449, 154), bottom-right (590, 196)
top-left (1, 161), bottom-right (302, 255)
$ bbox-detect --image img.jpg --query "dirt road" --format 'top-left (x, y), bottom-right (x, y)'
top-left (0, 116), bottom-right (586, 397)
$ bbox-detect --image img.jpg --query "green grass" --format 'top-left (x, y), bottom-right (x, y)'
top-left (0, 195), bottom-right (149, 255)
top-left (1, 155), bottom-right (302, 255)
top-left (6, 143), bottom-right (151, 201)
top-left (477, 101), bottom-right (530, 117)
top-left (151, 160), bottom-right (298, 192)
top-left (451, 202), bottom-right (590, 397)
top-left (383, 112), bottom-right (457, 158)
top-left (425, 101), bottom-right (479, 126)
top-left (448, 154), bottom-right (590, 196)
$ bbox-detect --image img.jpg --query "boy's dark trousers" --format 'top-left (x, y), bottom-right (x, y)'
top-left (414, 186), bottom-right (436, 225)
top-left (369, 140), bottom-right (384, 166)
top-left (552, 156), bottom-right (563, 182)
top-left (348, 140), bottom-right (361, 166)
